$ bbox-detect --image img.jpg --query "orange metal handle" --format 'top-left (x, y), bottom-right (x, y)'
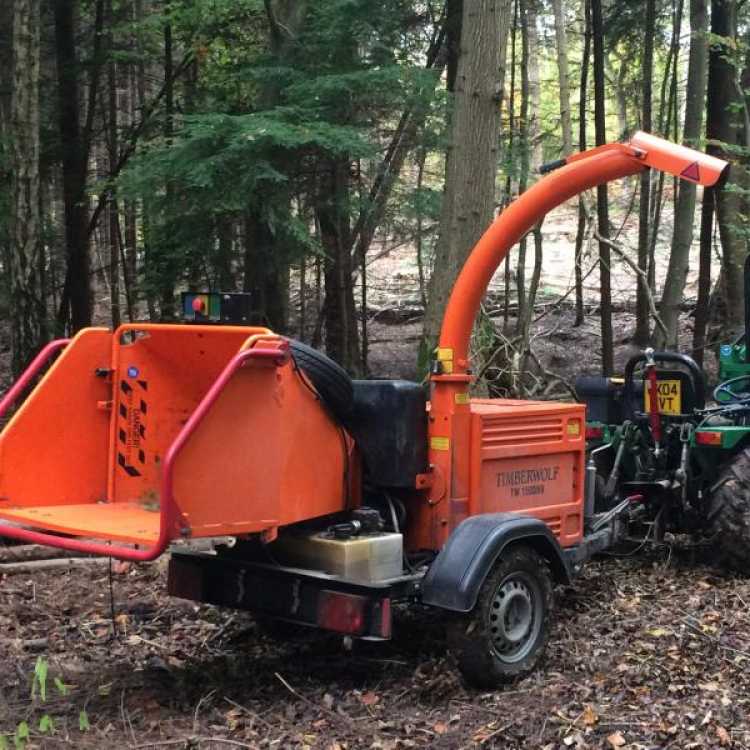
top-left (0, 341), bottom-right (291, 560)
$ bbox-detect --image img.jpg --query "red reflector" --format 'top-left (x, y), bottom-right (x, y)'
top-left (585, 425), bottom-right (604, 439)
top-left (696, 431), bottom-right (723, 446)
top-left (317, 590), bottom-right (366, 635)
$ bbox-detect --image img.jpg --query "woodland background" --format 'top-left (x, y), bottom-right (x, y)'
top-left (6, 4), bottom-right (750, 749)
top-left (1, 0), bottom-right (749, 389)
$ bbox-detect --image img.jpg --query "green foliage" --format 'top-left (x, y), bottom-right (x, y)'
top-left (117, 0), bottom-right (441, 301)
top-left (1, 658), bottom-right (89, 750)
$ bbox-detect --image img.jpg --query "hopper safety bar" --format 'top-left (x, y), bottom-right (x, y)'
top-left (0, 340), bottom-right (291, 561)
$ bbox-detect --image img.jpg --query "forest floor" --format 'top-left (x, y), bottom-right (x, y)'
top-left (2, 548), bottom-right (750, 749)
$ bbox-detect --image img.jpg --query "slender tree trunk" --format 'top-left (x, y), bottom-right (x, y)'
top-left (552, 0), bottom-right (573, 156)
top-left (574, 0), bottom-right (591, 327)
top-left (692, 189), bottom-right (715, 365)
top-left (657, 0), bottom-right (708, 348)
top-left (318, 156), bottom-right (359, 371)
top-left (711, 0), bottom-right (746, 335)
top-left (591, 0), bottom-right (613, 375)
top-left (515, 0), bottom-right (532, 328)
top-left (502, 0), bottom-right (519, 332)
top-left (10, 0), bottom-right (45, 373)
top-left (422, 0), bottom-right (505, 361)
top-left (515, 0), bottom-right (541, 337)
top-left (634, 0), bottom-right (656, 345)
top-left (106, 0), bottom-right (121, 328)
top-left (160, 9), bottom-right (176, 319)
top-left (647, 0), bottom-right (684, 299)
top-left (54, 0), bottom-right (92, 331)
top-left (243, 207), bottom-right (289, 332)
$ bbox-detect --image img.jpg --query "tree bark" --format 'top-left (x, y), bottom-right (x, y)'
top-left (633, 0), bottom-right (656, 346)
top-left (591, 0), bottom-right (614, 375)
top-left (552, 0), bottom-right (573, 156)
top-left (422, 0), bottom-right (505, 359)
top-left (9, 0), bottom-right (45, 374)
top-left (657, 0), bottom-right (708, 348)
top-left (54, 0), bottom-right (93, 332)
top-left (318, 156), bottom-right (360, 371)
top-left (710, 0), bottom-right (746, 336)
top-left (573, 0), bottom-right (591, 327)
top-left (106, 0), bottom-right (121, 329)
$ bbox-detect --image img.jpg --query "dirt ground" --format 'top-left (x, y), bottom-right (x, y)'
top-left (2, 547), bottom-right (750, 749)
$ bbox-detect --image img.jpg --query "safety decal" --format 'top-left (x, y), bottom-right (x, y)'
top-left (117, 376), bottom-right (149, 477)
top-left (680, 161), bottom-right (700, 182)
top-left (430, 436), bottom-right (450, 451)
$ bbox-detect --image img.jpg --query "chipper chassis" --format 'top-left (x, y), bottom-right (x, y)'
top-left (0, 132), bottom-right (729, 688)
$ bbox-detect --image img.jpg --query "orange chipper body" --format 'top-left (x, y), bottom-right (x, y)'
top-left (415, 131), bottom-right (727, 551)
top-left (0, 132), bottom-right (728, 562)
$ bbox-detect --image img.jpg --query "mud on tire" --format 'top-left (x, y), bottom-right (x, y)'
top-left (447, 545), bottom-right (553, 689)
top-left (708, 446), bottom-right (750, 572)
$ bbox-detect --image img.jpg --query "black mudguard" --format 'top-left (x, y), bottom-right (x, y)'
top-left (420, 513), bottom-right (571, 613)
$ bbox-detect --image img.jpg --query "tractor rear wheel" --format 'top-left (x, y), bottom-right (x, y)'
top-left (447, 545), bottom-right (553, 688)
top-left (708, 447), bottom-right (750, 572)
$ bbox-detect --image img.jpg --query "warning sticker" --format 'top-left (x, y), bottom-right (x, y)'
top-left (680, 161), bottom-right (701, 182)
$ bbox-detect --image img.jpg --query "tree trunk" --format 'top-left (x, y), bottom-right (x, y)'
top-left (9, 0), bottom-right (45, 374)
top-left (692, 188), bottom-right (715, 365)
top-left (633, 0), bottom-right (656, 346)
top-left (318, 156), bottom-right (360, 372)
top-left (574, 0), bottom-right (591, 328)
top-left (710, 0), bottom-right (746, 336)
top-left (159, 10), bottom-right (176, 320)
top-left (552, 0), bottom-right (573, 156)
top-left (657, 0), bottom-right (708, 349)
top-left (54, 0), bottom-right (92, 332)
top-left (422, 0), bottom-right (505, 360)
top-left (106, 0), bottom-right (121, 329)
top-left (243, 208), bottom-right (289, 332)
top-left (515, 0), bottom-right (541, 337)
top-left (591, 0), bottom-right (613, 375)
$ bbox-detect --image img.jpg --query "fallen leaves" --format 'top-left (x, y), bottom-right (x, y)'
top-left (606, 730), bottom-right (626, 748)
top-left (2, 551), bottom-right (750, 749)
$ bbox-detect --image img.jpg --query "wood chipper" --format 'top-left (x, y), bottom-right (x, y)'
top-left (0, 132), bottom-right (729, 688)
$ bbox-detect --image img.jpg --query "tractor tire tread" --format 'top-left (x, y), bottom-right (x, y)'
top-left (709, 446), bottom-right (750, 572)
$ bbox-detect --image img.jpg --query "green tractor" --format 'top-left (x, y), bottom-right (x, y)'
top-left (578, 257), bottom-right (750, 569)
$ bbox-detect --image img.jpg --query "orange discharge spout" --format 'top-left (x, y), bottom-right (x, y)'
top-left (436, 133), bottom-right (729, 376)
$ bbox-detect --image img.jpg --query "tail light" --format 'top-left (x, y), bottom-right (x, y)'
top-left (317, 591), bottom-right (367, 635)
top-left (585, 425), bottom-right (604, 439)
top-left (696, 430), bottom-right (723, 446)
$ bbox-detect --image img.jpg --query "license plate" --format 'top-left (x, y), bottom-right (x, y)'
top-left (644, 379), bottom-right (682, 416)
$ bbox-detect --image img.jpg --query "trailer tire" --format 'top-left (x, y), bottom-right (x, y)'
top-left (288, 339), bottom-right (354, 421)
top-left (708, 447), bottom-right (750, 572)
top-left (447, 544), bottom-right (553, 688)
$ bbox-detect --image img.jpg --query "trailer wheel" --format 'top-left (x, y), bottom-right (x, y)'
top-left (708, 447), bottom-right (750, 572)
top-left (288, 339), bottom-right (354, 422)
top-left (447, 545), bottom-right (553, 688)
